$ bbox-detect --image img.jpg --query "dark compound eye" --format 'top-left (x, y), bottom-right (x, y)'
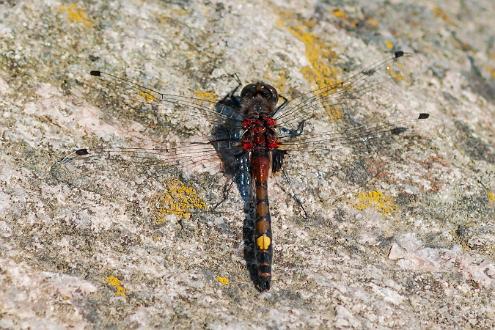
top-left (240, 84), bottom-right (257, 99)
top-left (259, 88), bottom-right (272, 99)
top-left (265, 85), bottom-right (278, 103)
top-left (241, 83), bottom-right (279, 104)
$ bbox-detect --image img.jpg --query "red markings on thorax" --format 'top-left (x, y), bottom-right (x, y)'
top-left (241, 116), bottom-right (279, 152)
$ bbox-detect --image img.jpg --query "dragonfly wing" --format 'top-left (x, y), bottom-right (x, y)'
top-left (275, 112), bottom-right (434, 220)
top-left (51, 137), bottom-right (243, 189)
top-left (85, 70), bottom-right (244, 137)
top-left (274, 51), bottom-right (427, 131)
top-left (49, 138), bottom-right (244, 220)
top-left (274, 51), bottom-right (435, 160)
top-left (278, 112), bottom-right (431, 154)
top-left (273, 51), bottom-right (436, 211)
top-left (55, 69), bottom-right (247, 219)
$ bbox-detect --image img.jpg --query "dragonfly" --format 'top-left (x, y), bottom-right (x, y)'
top-left (51, 50), bottom-right (430, 291)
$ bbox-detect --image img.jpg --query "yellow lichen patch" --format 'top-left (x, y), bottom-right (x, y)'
top-left (216, 276), bottom-right (230, 285)
top-left (138, 90), bottom-right (157, 103)
top-left (274, 70), bottom-right (289, 95)
top-left (332, 8), bottom-right (347, 19)
top-left (384, 39), bottom-right (394, 50)
top-left (170, 7), bottom-right (189, 16)
top-left (488, 67), bottom-right (495, 80)
top-left (58, 4), bottom-right (93, 28)
top-left (256, 234), bottom-right (271, 250)
top-left (354, 191), bottom-right (397, 215)
top-left (106, 275), bottom-right (126, 297)
top-left (153, 179), bottom-right (207, 223)
top-left (432, 6), bottom-right (453, 25)
top-left (277, 13), bottom-right (342, 121)
top-left (365, 17), bottom-right (380, 28)
top-left (194, 90), bottom-right (218, 102)
top-left (386, 61), bottom-right (407, 82)
top-left (488, 191), bottom-right (495, 204)
top-left (156, 9), bottom-right (189, 27)
top-left (263, 69), bottom-right (289, 96)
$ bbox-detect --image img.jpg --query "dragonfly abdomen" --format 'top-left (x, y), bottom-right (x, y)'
top-left (251, 151), bottom-right (273, 291)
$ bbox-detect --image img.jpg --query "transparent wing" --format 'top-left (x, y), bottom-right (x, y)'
top-left (278, 113), bottom-right (430, 153)
top-left (273, 51), bottom-right (422, 127)
top-left (274, 51), bottom-right (432, 155)
top-left (52, 134), bottom-right (243, 180)
top-left (52, 68), bottom-right (249, 218)
top-left (271, 51), bottom-right (435, 216)
top-left (49, 137), bottom-right (244, 219)
top-left (85, 70), bottom-right (244, 136)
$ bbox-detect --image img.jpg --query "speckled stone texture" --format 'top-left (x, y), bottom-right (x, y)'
top-left (1, 0), bottom-right (494, 328)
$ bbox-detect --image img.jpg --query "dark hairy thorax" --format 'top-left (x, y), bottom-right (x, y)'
top-left (239, 82), bottom-right (280, 153)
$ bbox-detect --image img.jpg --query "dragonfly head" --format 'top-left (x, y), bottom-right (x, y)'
top-left (240, 82), bottom-right (279, 106)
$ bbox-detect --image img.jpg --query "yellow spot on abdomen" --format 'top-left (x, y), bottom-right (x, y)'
top-left (354, 191), bottom-right (397, 215)
top-left (58, 4), bottom-right (93, 28)
top-left (153, 179), bottom-right (207, 223)
top-left (106, 275), bottom-right (126, 297)
top-left (194, 90), bottom-right (218, 102)
top-left (216, 276), bottom-right (230, 285)
top-left (256, 234), bottom-right (271, 250)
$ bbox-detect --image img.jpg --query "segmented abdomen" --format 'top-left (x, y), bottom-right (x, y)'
top-left (251, 151), bottom-right (272, 291)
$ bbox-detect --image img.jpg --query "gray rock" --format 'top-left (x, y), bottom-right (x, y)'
top-left (1, 0), bottom-right (494, 328)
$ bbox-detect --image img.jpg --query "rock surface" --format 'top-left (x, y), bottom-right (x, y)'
top-left (1, 0), bottom-right (494, 328)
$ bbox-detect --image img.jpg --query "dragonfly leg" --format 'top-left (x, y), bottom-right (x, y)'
top-left (278, 120), bottom-right (306, 139)
top-left (210, 174), bottom-right (238, 212)
top-left (218, 73), bottom-right (243, 108)
top-left (276, 94), bottom-right (288, 110)
top-left (280, 168), bottom-right (309, 219)
top-left (272, 94), bottom-right (289, 117)
top-left (231, 72), bottom-right (242, 89)
top-left (291, 120), bottom-right (306, 137)
top-left (272, 150), bottom-right (287, 173)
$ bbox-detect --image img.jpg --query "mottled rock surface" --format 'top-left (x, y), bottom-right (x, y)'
top-left (1, 0), bottom-right (494, 328)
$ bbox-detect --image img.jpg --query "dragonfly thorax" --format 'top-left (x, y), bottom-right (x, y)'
top-left (242, 116), bottom-right (276, 130)
top-left (241, 115), bottom-right (279, 152)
